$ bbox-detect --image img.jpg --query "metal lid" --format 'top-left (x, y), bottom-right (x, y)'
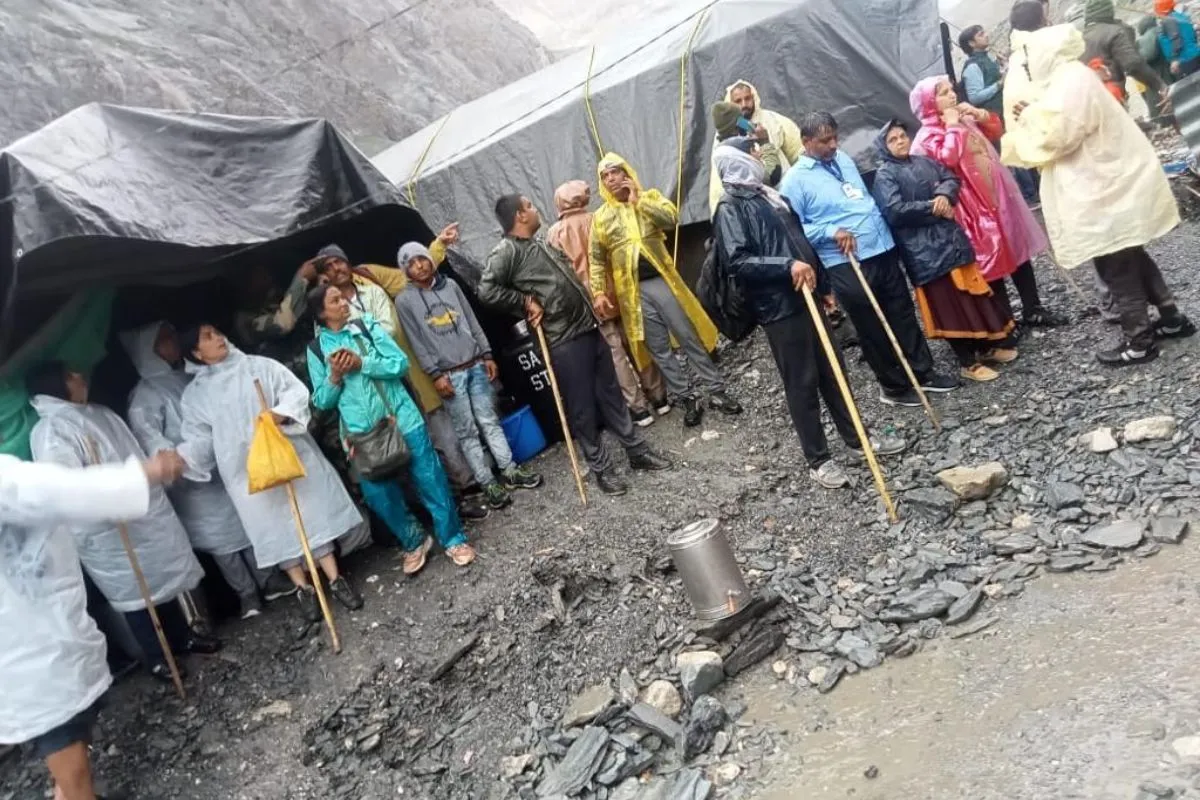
top-left (666, 518), bottom-right (720, 548)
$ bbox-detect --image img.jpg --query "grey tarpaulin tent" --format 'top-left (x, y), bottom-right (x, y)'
top-left (372, 0), bottom-right (944, 266)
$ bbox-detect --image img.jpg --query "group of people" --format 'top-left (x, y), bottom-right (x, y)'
top-left (7, 2), bottom-right (1200, 798)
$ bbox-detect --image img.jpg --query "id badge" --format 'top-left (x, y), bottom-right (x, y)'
top-left (842, 182), bottom-right (863, 201)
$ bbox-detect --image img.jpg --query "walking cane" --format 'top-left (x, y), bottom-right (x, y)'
top-left (84, 439), bottom-right (187, 701)
top-left (800, 288), bottom-right (899, 523)
top-left (534, 324), bottom-right (588, 507)
top-left (252, 380), bottom-right (342, 654)
top-left (846, 253), bottom-right (941, 432)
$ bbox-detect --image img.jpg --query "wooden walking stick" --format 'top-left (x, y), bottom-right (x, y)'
top-left (84, 439), bottom-right (187, 701)
top-left (800, 287), bottom-right (899, 523)
top-left (846, 252), bottom-right (941, 432)
top-left (252, 380), bottom-right (342, 654)
top-left (535, 324), bottom-right (588, 506)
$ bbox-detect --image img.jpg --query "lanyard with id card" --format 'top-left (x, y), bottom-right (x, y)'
top-left (820, 158), bottom-right (863, 201)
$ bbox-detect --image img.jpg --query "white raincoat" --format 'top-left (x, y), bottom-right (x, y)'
top-left (1, 456), bottom-right (151, 744)
top-left (707, 80), bottom-right (805, 213)
top-left (177, 348), bottom-right (362, 569)
top-left (121, 322), bottom-right (251, 556)
top-left (1001, 24), bottom-right (1180, 268)
top-left (29, 396), bottom-right (203, 613)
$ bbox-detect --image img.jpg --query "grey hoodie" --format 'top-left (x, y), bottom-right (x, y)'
top-left (395, 271), bottom-right (492, 378)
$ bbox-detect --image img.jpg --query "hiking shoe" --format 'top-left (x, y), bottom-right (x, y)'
top-left (682, 397), bottom-right (704, 427)
top-left (329, 576), bottom-right (363, 611)
top-left (149, 662), bottom-right (187, 684)
top-left (880, 389), bottom-right (922, 408)
top-left (403, 537), bottom-right (434, 576)
top-left (867, 433), bottom-right (907, 457)
top-left (961, 364), bottom-right (1000, 382)
top-left (631, 408), bottom-right (656, 428)
top-left (296, 586), bottom-right (322, 623)
top-left (457, 497), bottom-right (489, 520)
top-left (447, 543), bottom-right (477, 567)
top-left (1022, 307), bottom-right (1067, 327)
top-left (628, 449), bottom-right (673, 472)
top-left (708, 390), bottom-right (743, 415)
top-left (918, 372), bottom-right (958, 393)
top-left (483, 482), bottom-right (513, 510)
top-left (185, 633), bottom-right (222, 655)
top-left (595, 470), bottom-right (630, 496)
top-left (240, 595), bottom-right (264, 620)
top-left (981, 347), bottom-right (1019, 364)
top-left (262, 572), bottom-right (298, 602)
top-left (1154, 315), bottom-right (1197, 339)
top-left (501, 465), bottom-right (544, 490)
top-left (1096, 342), bottom-right (1158, 367)
top-left (810, 460), bottom-right (849, 489)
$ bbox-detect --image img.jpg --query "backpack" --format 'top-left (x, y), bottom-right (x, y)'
top-left (696, 206), bottom-right (756, 343)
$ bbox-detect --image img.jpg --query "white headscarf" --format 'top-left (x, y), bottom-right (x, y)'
top-left (714, 142), bottom-right (788, 211)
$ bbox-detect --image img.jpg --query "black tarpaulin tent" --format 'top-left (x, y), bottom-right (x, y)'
top-left (372, 0), bottom-right (944, 264)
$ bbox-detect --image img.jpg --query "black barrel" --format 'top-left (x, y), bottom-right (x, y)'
top-left (497, 320), bottom-right (564, 443)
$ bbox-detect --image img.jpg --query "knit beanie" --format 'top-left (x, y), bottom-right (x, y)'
top-left (315, 244), bottom-right (348, 263)
top-left (1083, 0), bottom-right (1115, 25)
top-left (711, 102), bottom-right (742, 139)
top-left (1156, 0), bottom-right (1176, 15)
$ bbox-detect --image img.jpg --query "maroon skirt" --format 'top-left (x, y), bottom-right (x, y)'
top-left (915, 266), bottom-right (1014, 341)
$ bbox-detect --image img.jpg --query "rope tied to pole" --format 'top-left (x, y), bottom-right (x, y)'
top-left (584, 45), bottom-right (605, 158)
top-left (672, 8), bottom-right (711, 269)
top-left (405, 111), bottom-right (454, 208)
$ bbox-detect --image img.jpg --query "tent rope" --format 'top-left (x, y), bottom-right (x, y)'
top-left (584, 45), bottom-right (605, 157)
top-left (672, 8), bottom-right (711, 270)
top-left (405, 111), bottom-right (454, 208)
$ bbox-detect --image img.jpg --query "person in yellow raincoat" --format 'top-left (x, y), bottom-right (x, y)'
top-left (708, 80), bottom-right (804, 214)
top-left (589, 153), bottom-right (742, 428)
top-left (1002, 18), bottom-right (1196, 366)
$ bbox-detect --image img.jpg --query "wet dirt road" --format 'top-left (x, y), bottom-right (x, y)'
top-left (742, 533), bottom-right (1200, 800)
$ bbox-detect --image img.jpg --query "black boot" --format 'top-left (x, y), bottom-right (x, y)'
top-left (595, 470), bottom-right (630, 496)
top-left (682, 397), bottom-right (703, 427)
top-left (707, 390), bottom-right (743, 415)
top-left (628, 449), bottom-right (673, 472)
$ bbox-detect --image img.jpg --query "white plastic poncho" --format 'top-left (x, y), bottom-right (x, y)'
top-left (1, 456), bottom-right (152, 744)
top-left (121, 322), bottom-right (251, 556)
top-left (177, 347), bottom-right (363, 569)
top-left (29, 395), bottom-right (204, 612)
top-left (1001, 25), bottom-right (1180, 268)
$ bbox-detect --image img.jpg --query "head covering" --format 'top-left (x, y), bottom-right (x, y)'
top-left (1083, 0), bottom-right (1115, 26)
top-left (909, 75), bottom-right (948, 126)
top-left (1023, 24), bottom-right (1087, 84)
top-left (120, 321), bottom-right (175, 380)
top-left (714, 141), bottom-right (787, 210)
top-left (596, 153), bottom-right (641, 205)
top-left (874, 119), bottom-right (909, 163)
top-left (711, 102), bottom-right (742, 139)
top-left (553, 180), bottom-right (591, 218)
top-left (397, 242), bottom-right (434, 271)
top-left (315, 244), bottom-right (348, 264)
top-left (1156, 0), bottom-right (1176, 15)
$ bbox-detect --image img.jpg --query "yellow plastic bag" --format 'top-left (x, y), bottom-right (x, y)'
top-left (246, 411), bottom-right (306, 494)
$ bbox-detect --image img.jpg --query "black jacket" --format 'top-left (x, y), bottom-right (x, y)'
top-left (712, 186), bottom-right (828, 326)
top-left (479, 234), bottom-right (598, 347)
top-left (870, 124), bottom-right (975, 287)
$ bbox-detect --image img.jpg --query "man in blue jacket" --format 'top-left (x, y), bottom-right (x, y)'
top-left (779, 111), bottom-right (956, 407)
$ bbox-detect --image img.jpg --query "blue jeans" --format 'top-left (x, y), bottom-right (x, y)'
top-left (443, 362), bottom-right (514, 487)
top-left (358, 425), bottom-right (467, 552)
top-left (1013, 167), bottom-right (1039, 204)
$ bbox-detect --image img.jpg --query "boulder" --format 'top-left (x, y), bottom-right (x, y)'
top-left (1123, 416), bottom-right (1176, 443)
top-left (936, 463), bottom-right (1009, 501)
top-left (676, 651), bottom-right (725, 701)
top-left (640, 680), bottom-right (682, 719)
top-left (1079, 427), bottom-right (1118, 453)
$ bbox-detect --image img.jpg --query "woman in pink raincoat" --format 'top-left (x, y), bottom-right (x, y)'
top-left (909, 76), bottom-right (1065, 328)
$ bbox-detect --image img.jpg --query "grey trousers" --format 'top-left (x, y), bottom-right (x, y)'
top-left (638, 277), bottom-right (724, 401)
top-left (210, 548), bottom-right (271, 600)
top-left (551, 329), bottom-right (647, 474)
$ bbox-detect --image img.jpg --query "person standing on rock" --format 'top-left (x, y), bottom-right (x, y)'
top-left (779, 111), bottom-right (958, 408)
top-left (1003, 20), bottom-right (1196, 365)
top-left (479, 194), bottom-right (673, 496)
top-left (590, 153), bottom-right (743, 428)
top-left (546, 179), bottom-right (666, 427)
top-left (711, 138), bottom-right (907, 489)
top-left (1, 448), bottom-right (185, 800)
top-left (871, 120), bottom-right (1018, 382)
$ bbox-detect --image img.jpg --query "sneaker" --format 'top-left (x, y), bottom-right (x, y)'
top-left (1096, 342), bottom-right (1158, 367)
top-left (329, 576), bottom-right (363, 611)
top-left (880, 389), bottom-right (922, 408)
top-left (596, 470), bottom-right (630, 496)
top-left (1154, 315), bottom-right (1197, 339)
top-left (447, 543), bottom-right (477, 567)
top-left (296, 585), bottom-right (322, 623)
top-left (980, 347), bottom-right (1019, 364)
top-left (682, 397), bottom-right (704, 427)
top-left (866, 432), bottom-right (907, 457)
top-left (501, 465), bottom-right (544, 490)
top-left (654, 401), bottom-right (672, 416)
top-left (707, 390), bottom-right (743, 415)
top-left (403, 537), bottom-right (434, 576)
top-left (240, 595), bottom-right (264, 620)
top-left (483, 482), bottom-right (513, 510)
top-left (918, 372), bottom-right (958, 393)
top-left (628, 449), bottom-right (673, 472)
top-left (262, 572), bottom-right (299, 602)
top-left (631, 408), bottom-right (656, 428)
top-left (185, 633), bottom-right (222, 655)
top-left (810, 460), bottom-right (849, 489)
top-left (457, 497), bottom-right (490, 520)
top-left (149, 662), bottom-right (188, 684)
top-left (1022, 307), bottom-right (1067, 327)
top-left (960, 363), bottom-right (1000, 382)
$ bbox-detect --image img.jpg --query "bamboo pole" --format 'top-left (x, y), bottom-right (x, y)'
top-left (535, 325), bottom-right (588, 506)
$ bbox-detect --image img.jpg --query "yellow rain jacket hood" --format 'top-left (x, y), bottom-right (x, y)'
top-left (708, 80), bottom-right (804, 213)
top-left (1001, 24), bottom-right (1179, 268)
top-left (589, 153), bottom-right (718, 370)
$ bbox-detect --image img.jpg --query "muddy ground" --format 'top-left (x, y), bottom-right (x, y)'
top-left (4, 206), bottom-right (1200, 799)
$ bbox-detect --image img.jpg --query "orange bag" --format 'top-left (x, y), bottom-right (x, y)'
top-left (246, 411), bottom-right (306, 494)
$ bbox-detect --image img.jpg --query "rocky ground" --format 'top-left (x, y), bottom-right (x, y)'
top-left (4, 199), bottom-right (1200, 799)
